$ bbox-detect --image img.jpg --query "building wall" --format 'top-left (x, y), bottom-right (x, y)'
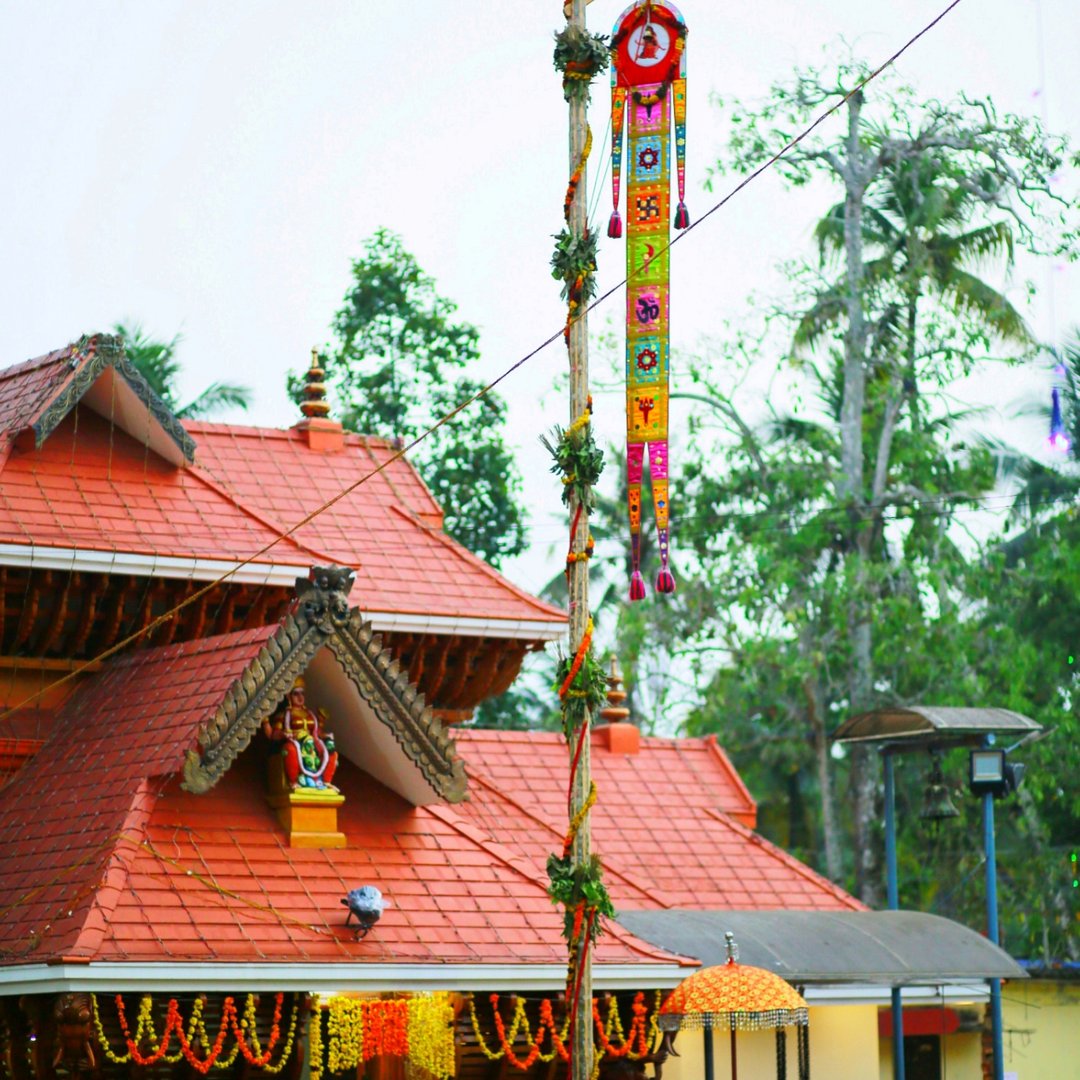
top-left (663, 1005), bottom-right (878, 1080)
top-left (1001, 978), bottom-right (1080, 1079)
top-left (876, 1032), bottom-right (982, 1079)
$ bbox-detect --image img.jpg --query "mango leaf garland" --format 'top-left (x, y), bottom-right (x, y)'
top-left (553, 25), bottom-right (610, 103)
top-left (546, 854), bottom-right (616, 941)
top-left (542, 421), bottom-right (604, 512)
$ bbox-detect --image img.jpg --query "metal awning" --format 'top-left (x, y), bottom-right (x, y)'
top-left (831, 706), bottom-right (1040, 747)
top-left (616, 910), bottom-right (1025, 985)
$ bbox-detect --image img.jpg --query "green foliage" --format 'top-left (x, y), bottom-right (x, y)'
top-left (114, 322), bottom-right (252, 419)
top-left (673, 61), bottom-right (1078, 951)
top-left (546, 852), bottom-right (615, 940)
top-left (316, 229), bottom-right (527, 567)
top-left (551, 228), bottom-right (599, 303)
top-left (541, 418), bottom-right (605, 511)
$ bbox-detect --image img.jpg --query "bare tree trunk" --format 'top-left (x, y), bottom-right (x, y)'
top-left (836, 90), bottom-right (882, 906)
top-left (802, 664), bottom-right (842, 882)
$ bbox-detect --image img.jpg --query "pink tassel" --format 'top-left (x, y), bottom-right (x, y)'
top-left (608, 209), bottom-right (623, 239)
top-left (629, 571), bottom-right (647, 602)
top-left (674, 202), bottom-right (690, 230)
top-left (655, 568), bottom-right (676, 594)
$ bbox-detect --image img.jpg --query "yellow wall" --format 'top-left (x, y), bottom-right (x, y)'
top-left (877, 1031), bottom-right (982, 1080)
top-left (661, 1006), bottom-right (878, 1080)
top-left (1001, 978), bottom-right (1080, 1079)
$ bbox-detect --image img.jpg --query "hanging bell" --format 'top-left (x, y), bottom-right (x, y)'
top-left (920, 756), bottom-right (960, 822)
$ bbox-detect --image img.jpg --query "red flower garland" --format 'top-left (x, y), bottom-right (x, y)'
top-left (113, 993), bottom-right (286, 1073)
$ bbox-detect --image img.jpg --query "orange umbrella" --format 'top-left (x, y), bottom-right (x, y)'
top-left (659, 933), bottom-right (808, 1080)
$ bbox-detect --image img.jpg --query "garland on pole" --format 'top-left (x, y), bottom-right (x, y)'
top-left (553, 24), bottom-right (610, 103)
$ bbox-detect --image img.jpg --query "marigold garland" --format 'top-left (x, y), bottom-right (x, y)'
top-left (309, 995), bottom-right (323, 1080)
top-left (92, 993), bottom-right (295, 1074)
top-left (315, 994), bottom-right (453, 1078)
top-left (467, 993), bottom-right (664, 1071)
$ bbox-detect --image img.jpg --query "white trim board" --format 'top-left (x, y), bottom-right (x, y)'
top-left (0, 962), bottom-right (686, 994)
top-left (803, 983), bottom-right (992, 1006)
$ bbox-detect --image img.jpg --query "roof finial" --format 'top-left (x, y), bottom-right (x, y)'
top-left (300, 347), bottom-right (332, 420)
top-left (598, 655), bottom-right (632, 725)
top-left (724, 930), bottom-right (739, 964)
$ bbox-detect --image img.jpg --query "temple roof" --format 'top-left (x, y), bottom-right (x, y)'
top-left (0, 336), bottom-right (564, 636)
top-left (0, 624), bottom-right (689, 982)
top-left (454, 729), bottom-right (863, 913)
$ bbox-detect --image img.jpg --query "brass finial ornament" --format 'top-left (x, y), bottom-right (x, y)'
top-left (300, 346), bottom-right (332, 419)
top-left (599, 655), bottom-right (631, 725)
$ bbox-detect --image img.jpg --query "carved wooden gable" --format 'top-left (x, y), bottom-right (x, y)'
top-left (182, 568), bottom-right (468, 838)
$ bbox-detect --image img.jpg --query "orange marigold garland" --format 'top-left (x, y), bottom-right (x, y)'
top-left (467, 994), bottom-right (663, 1071)
top-left (95, 993), bottom-right (294, 1074)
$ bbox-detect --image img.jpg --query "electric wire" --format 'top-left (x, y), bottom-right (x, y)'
top-left (0, 0), bottom-right (968, 726)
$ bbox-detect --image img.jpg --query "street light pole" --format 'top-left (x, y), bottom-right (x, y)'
top-left (983, 788), bottom-right (1004, 1080)
top-left (883, 751), bottom-right (906, 1080)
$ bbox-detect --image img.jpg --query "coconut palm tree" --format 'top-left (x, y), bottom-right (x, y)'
top-left (113, 322), bottom-right (252, 419)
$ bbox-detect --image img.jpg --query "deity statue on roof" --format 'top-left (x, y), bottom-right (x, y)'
top-left (263, 676), bottom-right (339, 793)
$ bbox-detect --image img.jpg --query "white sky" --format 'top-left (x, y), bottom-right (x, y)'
top-left (1, 0), bottom-right (1076, 601)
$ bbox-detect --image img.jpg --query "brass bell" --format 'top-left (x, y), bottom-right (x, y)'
top-left (920, 755), bottom-right (960, 822)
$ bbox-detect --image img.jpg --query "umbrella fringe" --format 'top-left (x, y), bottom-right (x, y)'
top-left (659, 1009), bottom-right (808, 1033)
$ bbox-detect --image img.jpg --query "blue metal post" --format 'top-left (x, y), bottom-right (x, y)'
top-left (884, 751), bottom-right (905, 1080)
top-left (984, 789), bottom-right (1004, 1080)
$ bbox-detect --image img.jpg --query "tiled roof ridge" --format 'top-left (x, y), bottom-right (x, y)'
top-left (702, 734), bottom-right (757, 814)
top-left (66, 782), bottom-right (157, 959)
top-left (186, 459), bottom-right (341, 566)
top-left (355, 439), bottom-right (436, 523)
top-left (700, 806), bottom-right (866, 911)
top-left (183, 421), bottom-right (396, 451)
top-left (388, 504), bottom-right (565, 622)
top-left (463, 767), bottom-right (668, 908)
top-left (425, 803), bottom-right (690, 967)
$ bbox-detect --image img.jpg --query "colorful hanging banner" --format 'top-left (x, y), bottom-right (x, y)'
top-left (608, 1), bottom-right (688, 600)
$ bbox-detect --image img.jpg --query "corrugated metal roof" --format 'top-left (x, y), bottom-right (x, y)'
top-left (616, 910), bottom-right (1026, 984)
top-left (831, 706), bottom-right (1041, 746)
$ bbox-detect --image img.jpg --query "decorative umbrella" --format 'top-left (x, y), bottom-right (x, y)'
top-left (659, 933), bottom-right (809, 1080)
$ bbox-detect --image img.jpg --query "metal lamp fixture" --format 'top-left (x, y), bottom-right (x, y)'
top-left (969, 748), bottom-right (1024, 798)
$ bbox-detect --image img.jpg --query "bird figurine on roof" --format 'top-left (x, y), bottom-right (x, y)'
top-left (342, 886), bottom-right (385, 939)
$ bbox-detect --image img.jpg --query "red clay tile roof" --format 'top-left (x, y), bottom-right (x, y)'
top-left (0, 349), bottom-right (76, 462)
top-left (0, 629), bottom-right (275, 963)
top-left (0, 345), bottom-right (563, 630)
top-left (0, 408), bottom-right (316, 566)
top-left (187, 423), bottom-right (564, 624)
top-left (95, 756), bottom-right (683, 967)
top-left (0, 639), bottom-right (684, 970)
top-left (453, 729), bottom-right (864, 914)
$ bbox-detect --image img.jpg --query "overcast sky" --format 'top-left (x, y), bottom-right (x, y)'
top-left (2, 0), bottom-right (1076, 598)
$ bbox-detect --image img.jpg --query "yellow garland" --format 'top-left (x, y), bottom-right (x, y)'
top-left (308, 995), bottom-right (322, 1080)
top-left (567, 782), bottom-right (597, 840)
top-left (407, 994), bottom-right (456, 1080)
top-left (326, 997), bottom-right (365, 1074)
top-left (256, 1002), bottom-right (301, 1075)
